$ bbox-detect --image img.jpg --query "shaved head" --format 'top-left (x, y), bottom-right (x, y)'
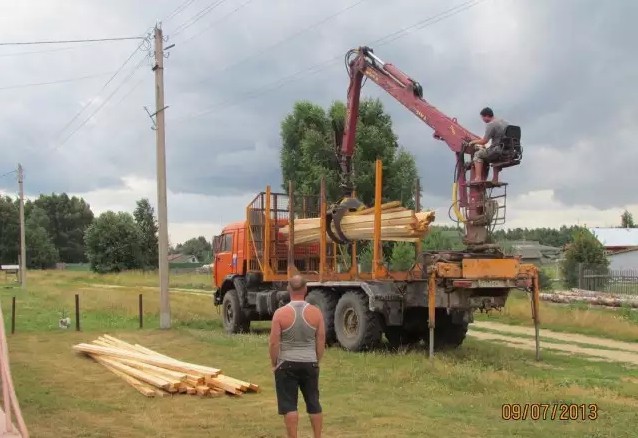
top-left (288, 275), bottom-right (307, 298)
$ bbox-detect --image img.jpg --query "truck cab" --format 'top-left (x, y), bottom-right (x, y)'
top-left (212, 221), bottom-right (246, 289)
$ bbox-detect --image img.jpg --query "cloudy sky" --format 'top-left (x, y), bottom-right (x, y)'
top-left (0, 0), bottom-right (636, 244)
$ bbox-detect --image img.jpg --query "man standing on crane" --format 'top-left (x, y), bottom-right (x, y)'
top-left (269, 275), bottom-right (326, 438)
top-left (468, 107), bottom-right (509, 182)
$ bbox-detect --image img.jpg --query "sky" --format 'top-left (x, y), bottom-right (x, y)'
top-left (0, 0), bottom-right (636, 244)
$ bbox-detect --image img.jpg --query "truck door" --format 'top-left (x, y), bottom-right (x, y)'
top-left (214, 231), bottom-right (235, 283)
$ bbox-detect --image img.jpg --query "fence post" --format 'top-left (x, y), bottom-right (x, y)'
top-left (75, 294), bottom-right (80, 332)
top-left (139, 294), bottom-right (143, 329)
top-left (11, 297), bottom-right (15, 335)
top-left (578, 263), bottom-right (583, 289)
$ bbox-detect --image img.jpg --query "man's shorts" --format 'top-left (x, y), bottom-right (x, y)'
top-left (274, 361), bottom-right (322, 415)
top-left (474, 145), bottom-right (488, 162)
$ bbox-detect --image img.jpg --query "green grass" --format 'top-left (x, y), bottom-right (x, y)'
top-left (3, 271), bottom-right (638, 437)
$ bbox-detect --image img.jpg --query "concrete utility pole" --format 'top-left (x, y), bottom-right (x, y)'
top-left (17, 164), bottom-right (26, 288)
top-left (153, 24), bottom-right (171, 328)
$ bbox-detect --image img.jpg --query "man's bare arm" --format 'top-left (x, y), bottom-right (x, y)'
top-left (269, 312), bottom-right (282, 369)
top-left (315, 310), bottom-right (326, 362)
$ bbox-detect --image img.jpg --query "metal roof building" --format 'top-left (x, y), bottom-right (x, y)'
top-left (589, 227), bottom-right (638, 251)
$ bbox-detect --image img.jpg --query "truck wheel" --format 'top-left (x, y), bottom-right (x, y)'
top-left (222, 289), bottom-right (250, 334)
top-left (305, 289), bottom-right (338, 345)
top-left (334, 291), bottom-right (382, 352)
top-left (385, 327), bottom-right (421, 350)
top-left (424, 311), bottom-right (467, 350)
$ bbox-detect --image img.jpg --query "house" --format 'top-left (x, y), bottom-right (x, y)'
top-left (168, 253), bottom-right (199, 264)
top-left (507, 241), bottom-right (562, 265)
top-left (607, 248), bottom-right (638, 271)
top-left (589, 227), bottom-right (638, 253)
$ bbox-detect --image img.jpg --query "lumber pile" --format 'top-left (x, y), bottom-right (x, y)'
top-left (540, 289), bottom-right (638, 309)
top-left (281, 201), bottom-right (435, 244)
top-left (73, 335), bottom-right (259, 398)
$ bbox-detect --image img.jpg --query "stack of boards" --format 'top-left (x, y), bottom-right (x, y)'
top-left (281, 201), bottom-right (436, 245)
top-left (73, 335), bottom-right (259, 398)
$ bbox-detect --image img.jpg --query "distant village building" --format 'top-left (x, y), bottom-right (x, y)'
top-left (507, 241), bottom-right (562, 265)
top-left (589, 227), bottom-right (638, 254)
top-left (168, 253), bottom-right (199, 264)
top-left (607, 248), bottom-right (638, 270)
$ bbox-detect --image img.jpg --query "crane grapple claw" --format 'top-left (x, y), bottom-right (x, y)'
top-left (326, 198), bottom-right (365, 244)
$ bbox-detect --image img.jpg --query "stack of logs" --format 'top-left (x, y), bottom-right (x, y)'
top-left (73, 335), bottom-right (259, 398)
top-left (282, 201), bottom-right (435, 245)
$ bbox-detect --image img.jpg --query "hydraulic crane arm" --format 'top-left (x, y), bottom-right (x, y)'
top-left (336, 46), bottom-right (522, 247)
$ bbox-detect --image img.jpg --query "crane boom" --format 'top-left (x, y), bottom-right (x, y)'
top-left (338, 46), bottom-right (522, 247)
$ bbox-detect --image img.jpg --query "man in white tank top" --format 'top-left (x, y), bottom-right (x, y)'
top-left (269, 275), bottom-right (326, 438)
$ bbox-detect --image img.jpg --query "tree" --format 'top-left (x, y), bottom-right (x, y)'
top-left (133, 198), bottom-right (158, 269)
top-left (390, 242), bottom-right (415, 270)
top-left (84, 212), bottom-right (142, 273)
top-left (621, 210), bottom-right (635, 228)
top-left (561, 228), bottom-right (608, 288)
top-left (31, 193), bottom-right (94, 263)
top-left (422, 227), bottom-right (463, 251)
top-left (25, 206), bottom-right (58, 268)
top-left (0, 196), bottom-right (19, 264)
top-left (176, 236), bottom-right (212, 263)
top-left (280, 99), bottom-right (419, 208)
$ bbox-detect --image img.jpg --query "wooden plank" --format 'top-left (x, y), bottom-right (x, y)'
top-left (208, 389), bottom-right (225, 398)
top-left (115, 358), bottom-right (188, 381)
top-left (92, 355), bottom-right (172, 391)
top-left (216, 375), bottom-right (249, 391)
top-left (186, 387), bottom-right (197, 395)
top-left (97, 359), bottom-right (157, 397)
top-left (206, 377), bottom-right (243, 395)
top-left (196, 386), bottom-right (210, 396)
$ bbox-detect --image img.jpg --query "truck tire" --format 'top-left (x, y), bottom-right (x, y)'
top-left (334, 291), bottom-right (382, 352)
top-left (222, 289), bottom-right (250, 334)
top-left (305, 289), bottom-right (338, 345)
top-left (424, 311), bottom-right (468, 350)
top-left (384, 327), bottom-right (421, 350)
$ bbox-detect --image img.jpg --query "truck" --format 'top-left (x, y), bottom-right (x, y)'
top-left (212, 46), bottom-right (541, 355)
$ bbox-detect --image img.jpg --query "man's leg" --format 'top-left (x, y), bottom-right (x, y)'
top-left (284, 412), bottom-right (299, 438)
top-left (299, 363), bottom-right (322, 438)
top-left (275, 364), bottom-right (300, 438)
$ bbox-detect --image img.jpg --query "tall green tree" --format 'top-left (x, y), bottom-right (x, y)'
top-left (25, 206), bottom-right (58, 268)
top-left (175, 236), bottom-right (212, 263)
top-left (561, 228), bottom-right (608, 288)
top-left (0, 196), bottom-right (19, 264)
top-left (621, 210), bottom-right (635, 228)
top-left (31, 193), bottom-right (94, 263)
top-left (133, 198), bottom-right (158, 269)
top-left (84, 211), bottom-right (142, 273)
top-left (280, 99), bottom-right (419, 208)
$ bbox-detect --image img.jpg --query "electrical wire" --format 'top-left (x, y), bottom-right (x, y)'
top-left (0, 36), bottom-right (145, 46)
top-left (0, 170), bottom-right (17, 179)
top-left (190, 0), bottom-right (367, 85)
top-left (50, 34), bottom-right (151, 145)
top-left (174, 0), bottom-right (486, 122)
top-left (176, 0), bottom-right (257, 43)
top-left (172, 0), bottom-right (231, 36)
top-left (51, 55), bottom-right (149, 151)
top-left (0, 46), bottom-right (77, 58)
top-left (0, 72), bottom-right (112, 91)
top-left (164, 0), bottom-right (199, 22)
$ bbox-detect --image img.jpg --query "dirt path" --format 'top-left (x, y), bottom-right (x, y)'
top-left (470, 321), bottom-right (638, 365)
top-left (474, 321), bottom-right (638, 353)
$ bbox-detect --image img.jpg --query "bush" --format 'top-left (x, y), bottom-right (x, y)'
top-left (390, 242), bottom-right (415, 271)
top-left (538, 269), bottom-right (553, 291)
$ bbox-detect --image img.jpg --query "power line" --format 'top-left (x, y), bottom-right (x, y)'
top-left (172, 0), bottom-right (231, 36)
top-left (191, 0), bottom-right (367, 84)
top-left (176, 0), bottom-right (258, 43)
top-left (50, 35), bottom-right (151, 144)
top-left (0, 169), bottom-right (17, 179)
top-left (174, 0), bottom-right (485, 122)
top-left (0, 36), bottom-right (145, 46)
top-left (0, 72), bottom-right (112, 91)
top-left (51, 55), bottom-right (148, 151)
top-left (0, 46), bottom-right (76, 58)
top-left (164, 0), bottom-right (199, 22)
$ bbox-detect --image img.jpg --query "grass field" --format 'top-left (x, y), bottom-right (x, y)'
top-left (3, 271), bottom-right (638, 437)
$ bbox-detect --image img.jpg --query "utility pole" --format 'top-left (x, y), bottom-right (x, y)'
top-left (18, 164), bottom-right (26, 288)
top-left (153, 24), bottom-right (170, 328)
